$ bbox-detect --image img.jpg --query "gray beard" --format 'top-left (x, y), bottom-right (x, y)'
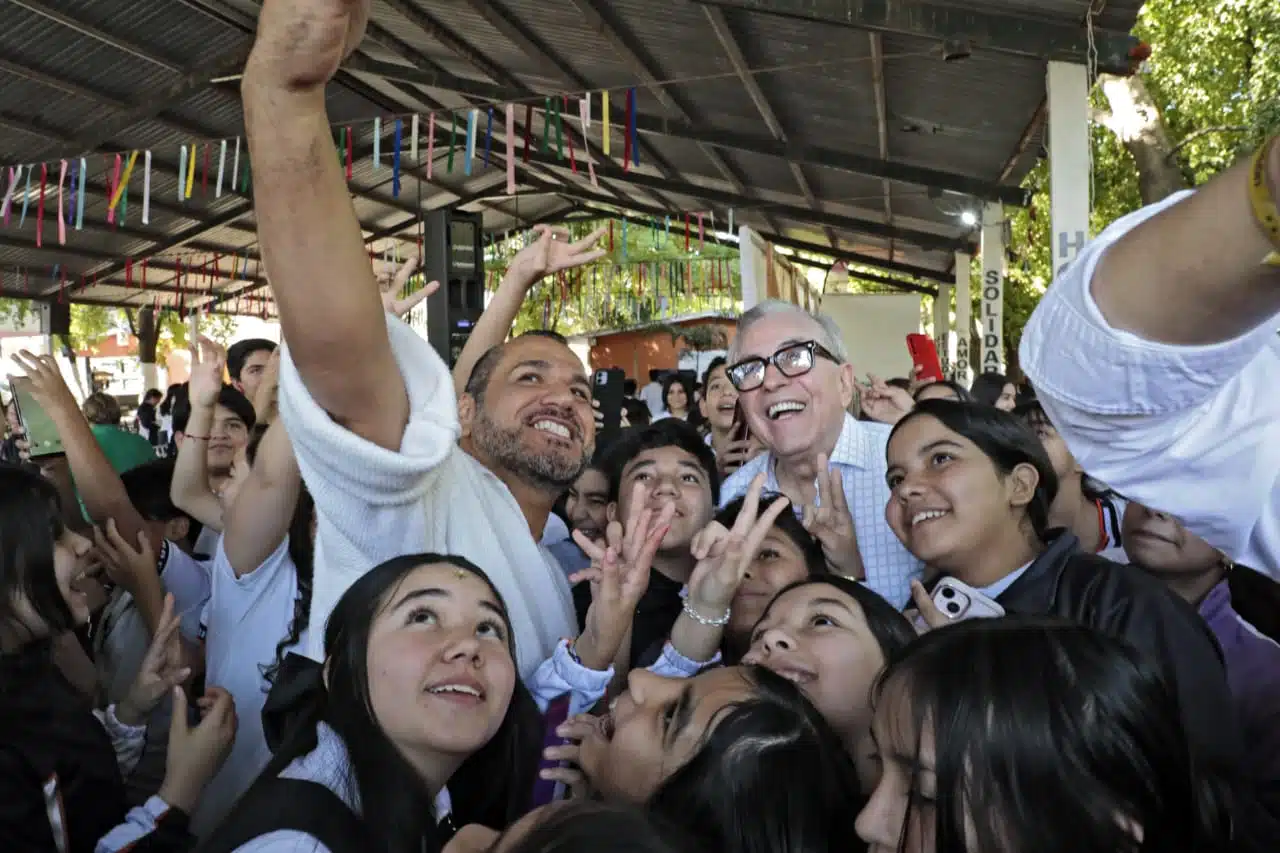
top-left (471, 409), bottom-right (587, 494)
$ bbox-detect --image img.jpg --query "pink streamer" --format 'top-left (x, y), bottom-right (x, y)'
top-left (106, 154), bottom-right (122, 225)
top-left (57, 160), bottom-right (66, 245)
top-left (427, 113), bottom-right (436, 180)
top-left (505, 105), bottom-right (515, 196)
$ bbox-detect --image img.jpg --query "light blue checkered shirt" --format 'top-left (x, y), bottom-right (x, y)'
top-left (721, 413), bottom-right (923, 608)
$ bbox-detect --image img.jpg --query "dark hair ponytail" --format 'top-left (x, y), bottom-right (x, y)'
top-left (261, 486), bottom-right (316, 685)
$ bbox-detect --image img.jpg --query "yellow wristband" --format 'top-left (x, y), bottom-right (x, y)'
top-left (1248, 136), bottom-right (1280, 254)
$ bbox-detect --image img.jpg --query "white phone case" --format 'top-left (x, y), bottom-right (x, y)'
top-left (932, 577), bottom-right (1006, 621)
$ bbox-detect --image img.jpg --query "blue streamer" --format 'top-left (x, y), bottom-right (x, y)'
top-left (392, 118), bottom-right (402, 197)
top-left (373, 117), bottom-right (382, 168)
top-left (464, 110), bottom-right (477, 176)
top-left (76, 158), bottom-right (87, 230)
top-left (19, 166), bottom-right (31, 227)
top-left (484, 107), bottom-right (494, 168)
top-left (67, 161), bottom-right (76, 222)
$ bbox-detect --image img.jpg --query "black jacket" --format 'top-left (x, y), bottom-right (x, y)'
top-left (0, 641), bottom-right (191, 853)
top-left (994, 532), bottom-right (1242, 778)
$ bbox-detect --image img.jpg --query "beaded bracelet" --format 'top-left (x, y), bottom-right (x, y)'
top-left (682, 597), bottom-right (731, 627)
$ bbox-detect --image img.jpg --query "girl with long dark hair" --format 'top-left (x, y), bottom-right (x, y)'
top-left (857, 619), bottom-right (1232, 853)
top-left (883, 399), bottom-right (1248, 840)
top-left (199, 554), bottom-right (544, 853)
top-left (743, 575), bottom-right (916, 790)
top-left (0, 464), bottom-right (235, 853)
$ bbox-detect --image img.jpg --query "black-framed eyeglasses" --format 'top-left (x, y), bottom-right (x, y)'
top-left (727, 340), bottom-right (840, 391)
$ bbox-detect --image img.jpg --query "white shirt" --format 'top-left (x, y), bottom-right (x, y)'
top-left (1020, 190), bottom-right (1280, 579)
top-left (278, 314), bottom-right (577, 677)
top-left (193, 537), bottom-right (304, 836)
top-left (720, 413), bottom-right (923, 607)
top-left (640, 382), bottom-right (665, 418)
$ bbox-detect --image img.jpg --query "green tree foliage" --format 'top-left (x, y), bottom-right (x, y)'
top-left (484, 217), bottom-right (742, 337)
top-left (999, 0), bottom-right (1279, 369)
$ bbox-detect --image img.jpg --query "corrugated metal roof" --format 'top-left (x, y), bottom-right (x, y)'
top-left (0, 0), bottom-right (1146, 311)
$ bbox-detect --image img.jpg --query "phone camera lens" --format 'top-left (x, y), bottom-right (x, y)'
top-left (940, 587), bottom-right (955, 599)
top-left (945, 602), bottom-right (961, 614)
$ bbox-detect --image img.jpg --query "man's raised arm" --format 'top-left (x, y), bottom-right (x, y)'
top-left (1090, 136), bottom-right (1280, 346)
top-left (242, 0), bottom-right (407, 450)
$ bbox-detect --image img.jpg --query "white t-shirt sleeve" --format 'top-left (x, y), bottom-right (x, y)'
top-left (278, 313), bottom-right (461, 536)
top-left (159, 541), bottom-right (213, 642)
top-left (229, 831), bottom-right (333, 852)
top-left (1020, 189), bottom-right (1280, 562)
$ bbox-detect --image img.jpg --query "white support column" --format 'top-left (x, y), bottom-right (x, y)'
top-left (738, 226), bottom-right (764, 310)
top-left (933, 281), bottom-right (951, 375)
top-left (1047, 61), bottom-right (1092, 279)
top-left (980, 201), bottom-right (1006, 375)
top-left (952, 251), bottom-right (972, 387)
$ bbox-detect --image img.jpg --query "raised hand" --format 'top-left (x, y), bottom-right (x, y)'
top-left (377, 256), bottom-right (441, 318)
top-left (94, 518), bottom-right (158, 589)
top-left (801, 456), bottom-right (863, 578)
top-left (159, 685), bottom-right (238, 813)
top-left (117, 594), bottom-right (191, 726)
top-left (247, 0), bottom-right (370, 91)
top-left (570, 482), bottom-right (674, 670)
top-left (508, 225), bottom-right (608, 290)
top-left (718, 436), bottom-right (764, 476)
top-left (538, 714), bottom-right (599, 798)
top-left (11, 350), bottom-right (77, 414)
top-left (687, 473), bottom-right (790, 617)
top-left (908, 579), bottom-right (950, 634)
top-left (188, 335), bottom-right (227, 409)
top-left (860, 374), bottom-right (914, 425)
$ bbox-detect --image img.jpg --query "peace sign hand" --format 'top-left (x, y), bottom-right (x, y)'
top-left (117, 594), bottom-right (192, 726)
top-left (377, 256), bottom-right (441, 318)
top-left (801, 456), bottom-right (863, 578)
top-left (507, 225), bottom-right (608, 290)
top-left (860, 374), bottom-right (914, 425)
top-left (571, 482), bottom-right (675, 671)
top-left (688, 473), bottom-right (790, 615)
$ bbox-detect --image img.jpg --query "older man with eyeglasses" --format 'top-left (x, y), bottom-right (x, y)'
top-left (720, 300), bottom-right (922, 607)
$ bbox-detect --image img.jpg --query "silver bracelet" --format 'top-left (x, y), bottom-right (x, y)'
top-left (683, 597), bottom-right (731, 627)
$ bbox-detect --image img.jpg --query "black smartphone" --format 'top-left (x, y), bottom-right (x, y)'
top-left (7, 376), bottom-right (65, 457)
top-left (530, 694), bottom-right (574, 807)
top-left (592, 367), bottom-right (626, 447)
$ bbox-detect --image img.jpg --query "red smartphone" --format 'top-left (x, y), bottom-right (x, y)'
top-left (906, 334), bottom-right (944, 384)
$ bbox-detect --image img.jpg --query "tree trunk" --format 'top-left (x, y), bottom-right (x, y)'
top-left (135, 307), bottom-right (161, 391)
top-left (1097, 74), bottom-right (1190, 204)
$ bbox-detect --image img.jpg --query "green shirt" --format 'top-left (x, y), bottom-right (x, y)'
top-left (77, 425), bottom-right (157, 519)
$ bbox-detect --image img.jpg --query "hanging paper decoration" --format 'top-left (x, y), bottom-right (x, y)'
top-left (35, 163), bottom-right (47, 247)
top-left (411, 114), bottom-right (420, 162)
top-left (76, 159), bottom-right (86, 230)
top-left (447, 113), bottom-right (457, 173)
top-left (185, 143), bottom-right (197, 199)
top-left (628, 88), bottom-right (639, 168)
top-left (216, 140), bottom-right (227, 197)
top-left (562, 96), bottom-right (577, 174)
top-left (484, 107), bottom-right (494, 169)
top-left (577, 97), bottom-right (598, 188)
top-left (109, 152), bottom-right (138, 215)
top-left (56, 160), bottom-right (66, 246)
top-left (542, 98), bottom-right (551, 153)
top-left (373, 117), bottom-right (382, 168)
top-left (553, 99), bottom-right (564, 161)
top-left (20, 165), bottom-right (32, 227)
top-left (1, 167), bottom-right (18, 225)
top-left (241, 148), bottom-right (251, 191)
top-left (392, 118), bottom-right (403, 197)
top-left (505, 105), bottom-right (515, 195)
top-left (697, 212), bottom-right (705, 251)
top-left (464, 109), bottom-right (478, 176)
top-left (523, 104), bottom-right (533, 164)
top-left (602, 91), bottom-right (611, 156)
top-left (232, 137), bottom-right (241, 191)
top-left (427, 113), bottom-right (436, 179)
top-left (142, 151), bottom-right (152, 224)
top-left (728, 207), bottom-right (734, 235)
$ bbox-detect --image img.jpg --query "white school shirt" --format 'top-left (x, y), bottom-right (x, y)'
top-left (1020, 190), bottom-right (1280, 579)
top-left (278, 314), bottom-right (577, 677)
top-left (720, 413), bottom-right (923, 607)
top-left (193, 537), bottom-right (305, 836)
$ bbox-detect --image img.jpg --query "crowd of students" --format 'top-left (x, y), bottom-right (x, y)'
top-left (2, 2), bottom-right (1279, 852)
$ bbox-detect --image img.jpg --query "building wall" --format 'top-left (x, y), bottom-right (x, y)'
top-left (588, 318), bottom-right (737, 382)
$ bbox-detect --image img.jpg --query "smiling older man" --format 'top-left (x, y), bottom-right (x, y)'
top-left (720, 300), bottom-right (922, 606)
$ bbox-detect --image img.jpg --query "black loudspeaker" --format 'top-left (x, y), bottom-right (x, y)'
top-left (39, 299), bottom-right (71, 335)
top-left (421, 209), bottom-right (485, 369)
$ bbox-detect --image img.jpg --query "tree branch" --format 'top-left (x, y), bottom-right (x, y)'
top-left (1166, 126), bottom-right (1252, 160)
